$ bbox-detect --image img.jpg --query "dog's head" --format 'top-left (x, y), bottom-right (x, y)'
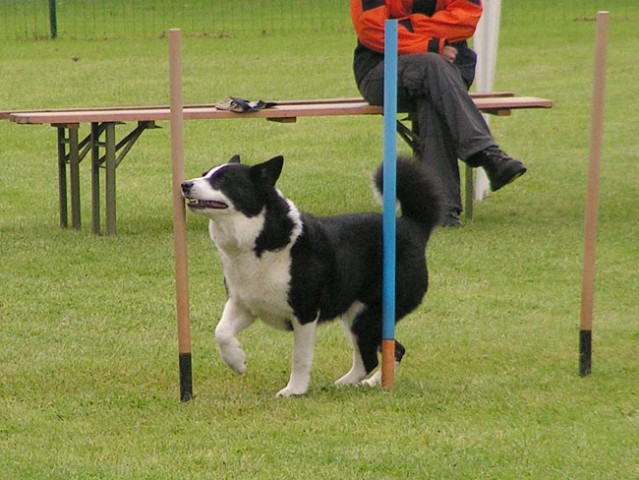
top-left (181, 154), bottom-right (284, 219)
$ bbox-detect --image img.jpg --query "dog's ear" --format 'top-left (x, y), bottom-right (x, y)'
top-left (228, 154), bottom-right (241, 164)
top-left (250, 155), bottom-right (283, 186)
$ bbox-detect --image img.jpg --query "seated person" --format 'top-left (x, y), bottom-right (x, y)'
top-left (351, 0), bottom-right (526, 226)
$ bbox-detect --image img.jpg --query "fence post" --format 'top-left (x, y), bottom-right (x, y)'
top-left (48, 0), bottom-right (57, 39)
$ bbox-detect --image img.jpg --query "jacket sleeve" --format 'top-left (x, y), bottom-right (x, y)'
top-left (351, 0), bottom-right (482, 55)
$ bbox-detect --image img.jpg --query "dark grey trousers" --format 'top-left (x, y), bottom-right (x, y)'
top-left (357, 53), bottom-right (495, 214)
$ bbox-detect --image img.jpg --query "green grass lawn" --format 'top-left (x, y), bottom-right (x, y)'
top-left (1, 5), bottom-right (638, 479)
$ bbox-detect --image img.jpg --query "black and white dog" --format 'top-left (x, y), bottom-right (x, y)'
top-left (181, 155), bottom-right (441, 397)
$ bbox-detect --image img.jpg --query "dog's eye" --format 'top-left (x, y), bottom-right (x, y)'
top-left (208, 170), bottom-right (230, 188)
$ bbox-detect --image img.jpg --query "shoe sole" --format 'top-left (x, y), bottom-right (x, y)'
top-left (440, 215), bottom-right (464, 227)
top-left (490, 167), bottom-right (527, 192)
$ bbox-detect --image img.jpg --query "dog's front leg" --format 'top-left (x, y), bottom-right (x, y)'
top-left (215, 299), bottom-right (255, 375)
top-left (276, 318), bottom-right (318, 397)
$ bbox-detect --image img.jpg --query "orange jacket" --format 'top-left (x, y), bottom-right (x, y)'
top-left (351, 0), bottom-right (483, 55)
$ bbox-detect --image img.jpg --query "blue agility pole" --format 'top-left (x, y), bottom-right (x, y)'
top-left (381, 19), bottom-right (398, 388)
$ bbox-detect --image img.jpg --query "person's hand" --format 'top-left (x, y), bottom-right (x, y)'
top-left (440, 45), bottom-right (458, 63)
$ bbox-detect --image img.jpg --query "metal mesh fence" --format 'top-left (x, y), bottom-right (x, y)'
top-left (0, 0), bottom-right (351, 40)
top-left (0, 0), bottom-right (634, 41)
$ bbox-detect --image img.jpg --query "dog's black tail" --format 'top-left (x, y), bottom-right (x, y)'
top-left (374, 156), bottom-right (443, 235)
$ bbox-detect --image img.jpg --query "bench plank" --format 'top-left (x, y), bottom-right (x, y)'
top-left (0, 92), bottom-right (520, 121)
top-left (8, 95), bottom-right (552, 125)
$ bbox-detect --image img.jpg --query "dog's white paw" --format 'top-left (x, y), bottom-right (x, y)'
top-left (360, 370), bottom-right (382, 387)
top-left (334, 363), bottom-right (367, 387)
top-left (276, 384), bottom-right (308, 398)
top-left (334, 371), bottom-right (366, 387)
top-left (218, 342), bottom-right (247, 375)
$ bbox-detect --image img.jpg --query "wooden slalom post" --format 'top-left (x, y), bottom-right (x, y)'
top-left (579, 11), bottom-right (609, 377)
top-left (169, 28), bottom-right (193, 401)
top-left (381, 19), bottom-right (398, 388)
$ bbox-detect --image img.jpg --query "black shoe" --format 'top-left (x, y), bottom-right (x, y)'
top-left (467, 146), bottom-right (527, 192)
top-left (441, 211), bottom-right (464, 227)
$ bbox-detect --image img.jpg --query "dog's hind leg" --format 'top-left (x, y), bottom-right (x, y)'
top-left (334, 303), bottom-right (369, 386)
top-left (335, 305), bottom-right (384, 386)
top-left (334, 339), bottom-right (367, 387)
top-left (361, 340), bottom-right (406, 387)
top-left (335, 318), bottom-right (367, 386)
top-left (215, 299), bottom-right (255, 375)
top-left (277, 317), bottom-right (318, 397)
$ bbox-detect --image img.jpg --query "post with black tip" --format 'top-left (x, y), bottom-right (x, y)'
top-left (580, 11), bottom-right (609, 377)
top-left (169, 28), bottom-right (193, 401)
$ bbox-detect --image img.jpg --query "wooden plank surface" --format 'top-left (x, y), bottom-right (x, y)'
top-left (0, 92), bottom-right (518, 120)
top-left (7, 96), bottom-right (552, 125)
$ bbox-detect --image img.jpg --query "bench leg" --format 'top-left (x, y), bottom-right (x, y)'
top-left (90, 123), bottom-right (101, 234)
top-left (68, 126), bottom-right (81, 230)
top-left (56, 127), bottom-right (68, 228)
top-left (104, 123), bottom-right (117, 236)
top-left (464, 165), bottom-right (474, 221)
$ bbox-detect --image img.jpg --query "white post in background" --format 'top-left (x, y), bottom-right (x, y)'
top-left (473, 0), bottom-right (502, 201)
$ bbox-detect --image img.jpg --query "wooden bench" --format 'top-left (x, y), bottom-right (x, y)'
top-left (5, 93), bottom-right (552, 235)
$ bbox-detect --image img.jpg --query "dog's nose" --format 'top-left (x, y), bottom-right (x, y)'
top-left (181, 181), bottom-right (193, 193)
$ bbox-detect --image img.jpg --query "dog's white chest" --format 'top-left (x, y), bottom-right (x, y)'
top-left (207, 201), bottom-right (303, 330)
top-left (219, 246), bottom-right (294, 329)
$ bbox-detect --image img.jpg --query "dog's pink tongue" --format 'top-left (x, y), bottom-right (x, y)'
top-left (206, 200), bottom-right (228, 209)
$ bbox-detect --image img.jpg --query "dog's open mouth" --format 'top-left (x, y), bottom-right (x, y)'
top-left (186, 199), bottom-right (228, 209)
